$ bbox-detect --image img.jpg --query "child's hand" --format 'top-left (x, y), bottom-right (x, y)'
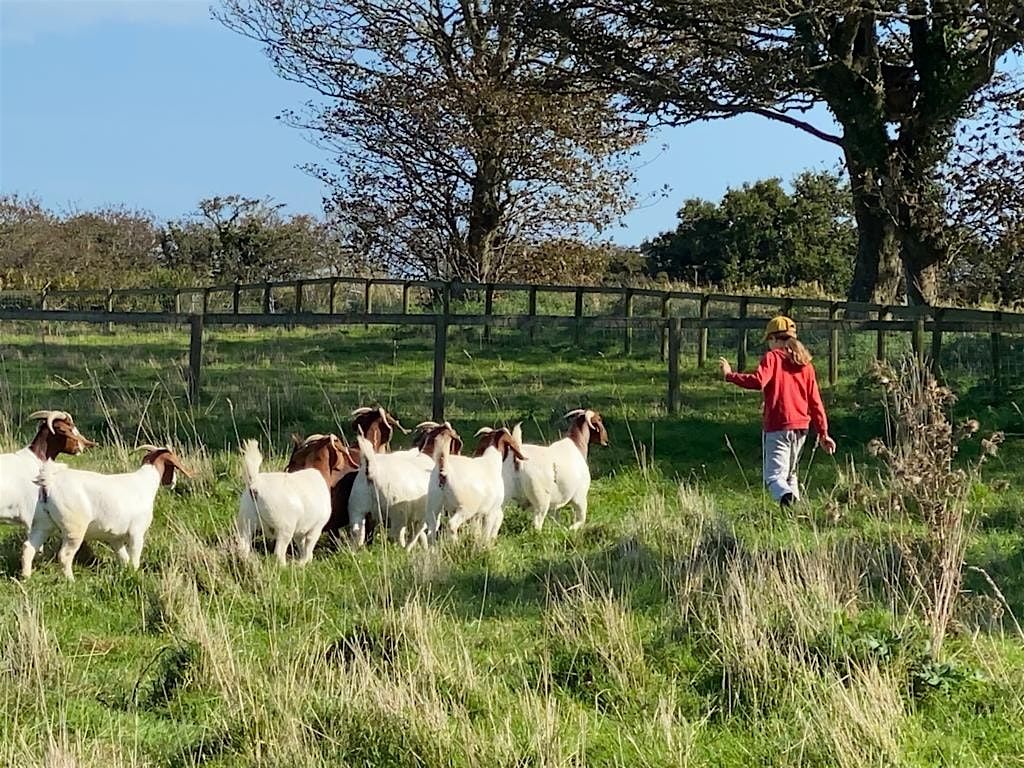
top-left (718, 357), bottom-right (732, 378)
top-left (818, 435), bottom-right (837, 455)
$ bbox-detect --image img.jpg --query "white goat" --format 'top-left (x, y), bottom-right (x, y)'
top-left (1, 410), bottom-right (95, 533)
top-left (504, 409), bottom-right (608, 531)
top-left (237, 435), bottom-right (353, 565)
top-left (346, 421), bottom-right (450, 548)
top-left (425, 424), bottom-right (526, 545)
top-left (23, 446), bottom-right (191, 581)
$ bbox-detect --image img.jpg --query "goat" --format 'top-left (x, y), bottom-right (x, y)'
top-left (505, 409), bottom-right (609, 531)
top-left (426, 424), bottom-right (526, 545)
top-left (346, 420), bottom-right (453, 549)
top-left (1, 410), bottom-right (96, 532)
top-left (23, 446), bottom-right (191, 581)
top-left (239, 435), bottom-right (355, 565)
top-left (286, 406), bottom-right (408, 543)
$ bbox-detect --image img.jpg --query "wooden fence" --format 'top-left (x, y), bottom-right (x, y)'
top-left (3, 277), bottom-right (1023, 418)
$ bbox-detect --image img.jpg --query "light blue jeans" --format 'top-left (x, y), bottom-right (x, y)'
top-left (763, 430), bottom-right (807, 502)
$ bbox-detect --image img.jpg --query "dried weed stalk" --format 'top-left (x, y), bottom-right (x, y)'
top-left (870, 357), bottom-right (1003, 655)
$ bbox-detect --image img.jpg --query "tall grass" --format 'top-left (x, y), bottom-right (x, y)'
top-left (1, 329), bottom-right (1023, 765)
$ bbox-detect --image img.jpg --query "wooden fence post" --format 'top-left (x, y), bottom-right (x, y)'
top-left (667, 317), bottom-right (681, 414)
top-left (828, 303), bottom-right (840, 387)
top-left (912, 314), bottom-right (925, 366)
top-left (201, 288), bottom-right (210, 316)
top-left (528, 285), bottom-right (538, 344)
top-left (483, 283), bottom-right (494, 343)
top-left (187, 314), bottom-right (204, 406)
top-left (232, 282), bottom-right (241, 314)
top-left (660, 292), bottom-right (670, 361)
top-left (992, 312), bottom-right (1003, 394)
top-left (39, 289), bottom-right (48, 310)
top-left (574, 288), bottom-right (584, 347)
top-left (737, 297), bottom-right (749, 372)
top-left (432, 311), bottom-right (448, 422)
top-left (781, 297), bottom-right (793, 316)
top-left (623, 288), bottom-right (634, 355)
top-left (174, 290), bottom-right (182, 315)
top-left (931, 309), bottom-right (943, 378)
top-left (105, 289), bottom-right (114, 334)
top-left (363, 279), bottom-right (373, 314)
top-left (295, 281), bottom-right (304, 313)
top-left (262, 282), bottom-right (272, 314)
top-left (876, 306), bottom-right (890, 362)
top-left (401, 281), bottom-right (410, 315)
top-left (329, 278), bottom-right (338, 315)
top-left (697, 294), bottom-right (710, 367)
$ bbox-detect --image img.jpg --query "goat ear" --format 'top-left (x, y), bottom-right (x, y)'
top-left (163, 452), bottom-right (194, 478)
top-left (502, 435), bottom-right (528, 462)
top-left (451, 436), bottom-right (463, 455)
top-left (341, 447), bottom-right (358, 470)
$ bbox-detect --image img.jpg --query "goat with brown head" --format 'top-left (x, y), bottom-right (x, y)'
top-left (423, 422), bottom-right (518, 546)
top-left (23, 444), bottom-right (194, 581)
top-left (497, 410), bottom-right (608, 533)
top-left (286, 433), bottom-right (360, 544)
top-left (1, 409), bottom-right (97, 533)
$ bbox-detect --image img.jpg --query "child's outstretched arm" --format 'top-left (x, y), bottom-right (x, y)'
top-left (719, 354), bottom-right (775, 390)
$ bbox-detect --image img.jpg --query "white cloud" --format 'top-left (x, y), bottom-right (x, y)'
top-left (0, 0), bottom-right (212, 44)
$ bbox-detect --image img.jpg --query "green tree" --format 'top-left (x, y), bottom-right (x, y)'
top-left (531, 0), bottom-right (1023, 304)
top-left (218, 0), bottom-right (646, 283)
top-left (159, 196), bottom-right (359, 283)
top-left (642, 172), bottom-right (855, 293)
top-left (0, 195), bottom-right (162, 290)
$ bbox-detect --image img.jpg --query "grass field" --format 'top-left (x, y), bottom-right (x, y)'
top-left (2, 319), bottom-right (1024, 767)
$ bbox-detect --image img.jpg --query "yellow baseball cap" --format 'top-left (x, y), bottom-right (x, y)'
top-left (763, 315), bottom-right (797, 341)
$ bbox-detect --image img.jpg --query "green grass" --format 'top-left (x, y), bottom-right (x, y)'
top-left (2, 320), bottom-right (1024, 766)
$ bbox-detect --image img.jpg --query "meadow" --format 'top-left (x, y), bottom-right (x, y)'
top-left (1, 317), bottom-right (1024, 767)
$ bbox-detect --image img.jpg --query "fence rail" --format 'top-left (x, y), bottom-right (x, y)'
top-left (5, 276), bottom-right (1024, 322)
top-left (2, 281), bottom-right (1021, 419)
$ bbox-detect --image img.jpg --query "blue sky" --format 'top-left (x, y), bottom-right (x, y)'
top-left (0, 0), bottom-right (843, 246)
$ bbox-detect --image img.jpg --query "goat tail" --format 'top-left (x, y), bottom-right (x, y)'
top-left (241, 439), bottom-right (263, 487)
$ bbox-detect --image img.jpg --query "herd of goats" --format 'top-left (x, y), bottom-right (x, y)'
top-left (1, 407), bottom-right (609, 580)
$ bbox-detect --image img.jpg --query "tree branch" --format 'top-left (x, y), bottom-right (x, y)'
top-left (746, 107), bottom-right (843, 145)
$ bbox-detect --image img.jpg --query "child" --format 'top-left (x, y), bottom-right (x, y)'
top-left (718, 316), bottom-right (836, 507)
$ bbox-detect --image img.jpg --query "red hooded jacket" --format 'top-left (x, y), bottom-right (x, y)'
top-left (726, 348), bottom-right (829, 436)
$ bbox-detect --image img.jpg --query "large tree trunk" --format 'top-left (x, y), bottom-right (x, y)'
top-left (901, 238), bottom-right (941, 305)
top-left (845, 151), bottom-right (901, 303)
top-left (465, 152), bottom-right (502, 283)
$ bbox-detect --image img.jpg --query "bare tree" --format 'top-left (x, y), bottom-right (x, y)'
top-left (218, 0), bottom-right (646, 283)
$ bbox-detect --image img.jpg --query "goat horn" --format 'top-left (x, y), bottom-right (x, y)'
top-left (564, 409), bottom-right (586, 419)
top-left (29, 410), bottom-right (72, 435)
top-left (381, 409), bottom-right (411, 434)
top-left (351, 407), bottom-right (373, 416)
top-left (415, 421), bottom-right (440, 430)
top-left (474, 427), bottom-right (494, 437)
top-left (136, 444), bottom-right (163, 452)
